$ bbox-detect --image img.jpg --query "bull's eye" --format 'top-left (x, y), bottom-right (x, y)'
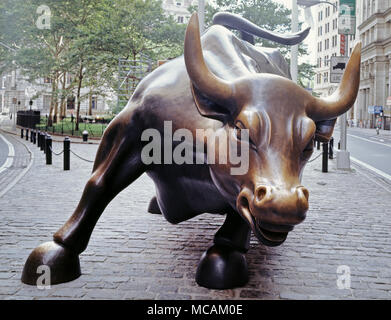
top-left (302, 137), bottom-right (314, 159)
top-left (234, 125), bottom-right (242, 140)
top-left (234, 121), bottom-right (257, 150)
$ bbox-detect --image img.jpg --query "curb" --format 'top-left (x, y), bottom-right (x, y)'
top-left (0, 130), bottom-right (35, 199)
top-left (0, 127), bottom-right (101, 145)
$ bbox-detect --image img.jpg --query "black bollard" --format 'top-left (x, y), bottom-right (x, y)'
top-left (64, 137), bottom-right (70, 171)
top-left (25, 129), bottom-right (29, 141)
top-left (21, 128), bottom-right (24, 139)
top-left (33, 131), bottom-right (36, 144)
top-left (329, 137), bottom-right (334, 159)
top-left (45, 135), bottom-right (52, 165)
top-left (322, 142), bottom-right (328, 173)
top-left (37, 131), bottom-right (41, 148)
top-left (316, 140), bottom-right (320, 150)
top-left (82, 130), bottom-right (88, 142)
top-left (43, 134), bottom-right (47, 154)
top-left (39, 132), bottom-right (45, 151)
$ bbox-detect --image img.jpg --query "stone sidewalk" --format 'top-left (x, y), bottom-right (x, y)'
top-left (0, 130), bottom-right (390, 300)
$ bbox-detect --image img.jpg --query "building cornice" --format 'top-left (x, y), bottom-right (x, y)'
top-left (358, 8), bottom-right (391, 31)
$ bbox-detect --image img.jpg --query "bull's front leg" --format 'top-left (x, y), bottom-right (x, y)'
top-left (196, 209), bottom-right (251, 289)
top-left (22, 116), bottom-right (146, 285)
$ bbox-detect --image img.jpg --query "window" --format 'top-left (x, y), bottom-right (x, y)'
top-left (318, 10), bottom-right (323, 21)
top-left (332, 35), bottom-right (337, 47)
top-left (325, 23), bottom-right (330, 33)
top-left (317, 73), bottom-right (322, 84)
top-left (177, 16), bottom-right (184, 23)
top-left (317, 58), bottom-right (322, 68)
top-left (324, 38), bottom-right (329, 50)
top-left (91, 96), bottom-right (97, 109)
top-left (324, 72), bottom-right (329, 83)
top-left (44, 77), bottom-right (52, 84)
top-left (325, 55), bottom-right (329, 67)
top-left (176, 1), bottom-right (182, 6)
top-left (67, 96), bottom-right (75, 110)
top-left (1, 76), bottom-right (6, 89)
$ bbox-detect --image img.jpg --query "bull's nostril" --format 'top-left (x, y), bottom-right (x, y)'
top-left (297, 187), bottom-right (309, 201)
top-left (255, 186), bottom-right (268, 202)
top-left (240, 196), bottom-right (250, 209)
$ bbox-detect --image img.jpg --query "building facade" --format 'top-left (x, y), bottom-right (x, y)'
top-left (0, 70), bottom-right (110, 116)
top-left (162, 0), bottom-right (198, 24)
top-left (356, 0), bottom-right (391, 129)
top-left (313, 1), bottom-right (360, 123)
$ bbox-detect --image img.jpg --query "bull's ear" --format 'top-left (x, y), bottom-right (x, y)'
top-left (315, 118), bottom-right (336, 142)
top-left (191, 84), bottom-right (236, 123)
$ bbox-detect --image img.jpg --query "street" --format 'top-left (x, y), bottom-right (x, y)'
top-left (334, 127), bottom-right (391, 180)
top-left (0, 134), bottom-right (8, 168)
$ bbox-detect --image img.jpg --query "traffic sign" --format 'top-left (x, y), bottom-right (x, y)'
top-left (338, 0), bottom-right (356, 35)
top-left (330, 56), bottom-right (348, 83)
top-left (386, 96), bottom-right (391, 106)
top-left (368, 106), bottom-right (383, 114)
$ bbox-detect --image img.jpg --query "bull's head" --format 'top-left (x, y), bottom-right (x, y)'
top-left (184, 13), bottom-right (361, 246)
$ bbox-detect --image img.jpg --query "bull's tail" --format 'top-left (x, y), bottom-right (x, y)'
top-left (212, 12), bottom-right (310, 46)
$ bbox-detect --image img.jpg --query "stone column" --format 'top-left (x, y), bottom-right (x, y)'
top-left (374, 58), bottom-right (387, 129)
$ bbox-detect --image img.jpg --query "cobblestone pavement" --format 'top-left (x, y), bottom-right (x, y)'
top-left (0, 130), bottom-right (390, 300)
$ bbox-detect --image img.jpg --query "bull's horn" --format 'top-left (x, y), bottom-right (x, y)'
top-left (308, 42), bottom-right (361, 121)
top-left (184, 13), bottom-right (235, 107)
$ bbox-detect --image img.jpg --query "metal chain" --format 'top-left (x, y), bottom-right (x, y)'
top-left (306, 152), bottom-right (324, 163)
top-left (70, 149), bottom-right (94, 163)
top-left (49, 146), bottom-right (64, 156)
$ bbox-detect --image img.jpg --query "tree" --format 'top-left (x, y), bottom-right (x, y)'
top-left (1, 0), bottom-right (186, 128)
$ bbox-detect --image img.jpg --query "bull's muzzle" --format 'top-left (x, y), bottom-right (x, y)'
top-left (237, 185), bottom-right (309, 247)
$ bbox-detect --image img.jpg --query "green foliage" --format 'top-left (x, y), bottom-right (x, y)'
top-left (0, 0), bottom-right (186, 110)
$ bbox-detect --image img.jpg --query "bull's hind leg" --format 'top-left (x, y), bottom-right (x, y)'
top-left (196, 210), bottom-right (251, 289)
top-left (147, 196), bottom-right (162, 214)
top-left (22, 114), bottom-right (146, 285)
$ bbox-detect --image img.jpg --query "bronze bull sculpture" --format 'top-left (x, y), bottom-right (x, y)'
top-left (22, 12), bottom-right (361, 289)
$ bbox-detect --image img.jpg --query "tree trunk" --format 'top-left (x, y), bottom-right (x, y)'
top-left (75, 63), bottom-right (83, 131)
top-left (48, 77), bottom-right (56, 127)
top-left (88, 94), bottom-right (92, 116)
top-left (60, 73), bottom-right (66, 119)
top-left (53, 75), bottom-right (59, 123)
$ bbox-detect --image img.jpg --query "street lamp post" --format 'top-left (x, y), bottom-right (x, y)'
top-left (291, 0), bottom-right (299, 83)
top-left (198, 0), bottom-right (205, 34)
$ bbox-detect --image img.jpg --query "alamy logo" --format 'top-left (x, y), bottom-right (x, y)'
top-left (141, 121), bottom-right (250, 175)
top-left (36, 265), bottom-right (51, 289)
top-left (36, 5), bottom-right (51, 30)
top-left (336, 265), bottom-right (351, 290)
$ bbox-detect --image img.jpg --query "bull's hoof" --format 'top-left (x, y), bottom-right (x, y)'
top-left (147, 196), bottom-right (162, 214)
top-left (196, 244), bottom-right (248, 289)
top-left (21, 241), bottom-right (81, 285)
